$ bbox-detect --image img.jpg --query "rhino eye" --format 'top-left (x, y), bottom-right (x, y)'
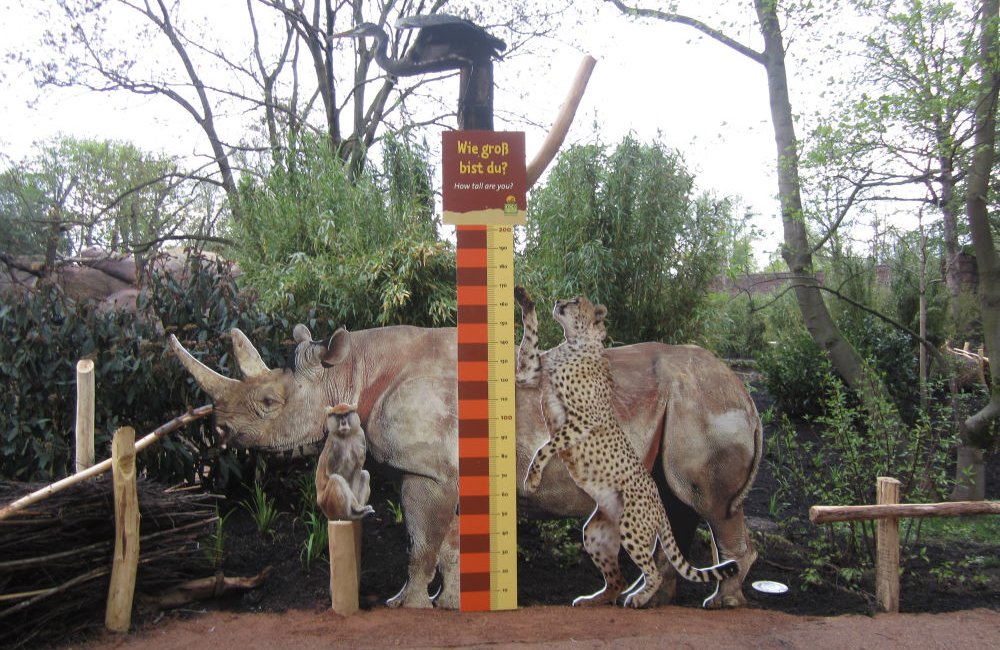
top-left (258, 394), bottom-right (284, 413)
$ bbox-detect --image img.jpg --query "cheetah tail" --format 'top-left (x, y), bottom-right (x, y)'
top-left (661, 525), bottom-right (741, 584)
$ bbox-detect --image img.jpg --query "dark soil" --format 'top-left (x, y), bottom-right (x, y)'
top-left (198, 379), bottom-right (1000, 620)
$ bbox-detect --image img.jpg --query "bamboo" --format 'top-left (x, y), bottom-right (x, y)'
top-left (328, 520), bottom-right (360, 615)
top-left (106, 427), bottom-right (140, 632)
top-left (525, 55), bottom-right (598, 188)
top-left (875, 477), bottom-right (900, 613)
top-left (75, 359), bottom-right (95, 472)
top-left (0, 405), bottom-right (213, 520)
top-left (809, 499), bottom-right (1000, 524)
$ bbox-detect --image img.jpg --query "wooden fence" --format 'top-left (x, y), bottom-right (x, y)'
top-left (810, 477), bottom-right (1000, 613)
top-left (1, 357), bottom-right (362, 631)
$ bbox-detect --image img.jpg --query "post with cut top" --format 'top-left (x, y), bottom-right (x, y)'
top-left (75, 359), bottom-right (95, 472)
top-left (875, 476), bottom-right (901, 613)
top-left (106, 426), bottom-right (140, 632)
top-left (328, 520), bottom-right (361, 615)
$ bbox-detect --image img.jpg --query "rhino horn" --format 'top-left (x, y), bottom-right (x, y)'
top-left (229, 328), bottom-right (269, 378)
top-left (169, 334), bottom-right (239, 399)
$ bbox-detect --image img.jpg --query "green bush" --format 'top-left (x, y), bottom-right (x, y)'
top-left (231, 133), bottom-right (454, 328)
top-left (0, 255), bottom-right (285, 489)
top-left (517, 135), bottom-right (731, 347)
top-left (698, 293), bottom-right (767, 360)
top-left (757, 330), bottom-right (832, 417)
top-left (767, 374), bottom-right (959, 583)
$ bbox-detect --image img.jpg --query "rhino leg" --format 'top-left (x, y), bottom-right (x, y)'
top-left (385, 473), bottom-right (458, 609)
top-left (701, 513), bottom-right (756, 609)
top-left (434, 515), bottom-right (461, 609)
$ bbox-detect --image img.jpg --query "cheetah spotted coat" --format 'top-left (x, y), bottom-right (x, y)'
top-left (514, 287), bottom-right (738, 608)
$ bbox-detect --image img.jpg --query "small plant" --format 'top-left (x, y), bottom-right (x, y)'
top-left (204, 508), bottom-right (232, 567)
top-left (297, 472), bottom-right (318, 517)
top-left (519, 518), bottom-right (582, 569)
top-left (300, 510), bottom-right (329, 571)
top-left (242, 481), bottom-right (281, 536)
top-left (385, 498), bottom-right (404, 524)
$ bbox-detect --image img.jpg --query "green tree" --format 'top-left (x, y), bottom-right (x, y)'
top-left (231, 132), bottom-right (454, 327)
top-left (607, 0), bottom-right (900, 419)
top-left (808, 0), bottom-right (984, 338)
top-left (518, 135), bottom-right (730, 346)
top-left (0, 137), bottom-right (224, 275)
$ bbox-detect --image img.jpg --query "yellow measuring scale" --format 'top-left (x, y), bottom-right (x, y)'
top-left (485, 225), bottom-right (517, 610)
top-left (456, 224), bottom-right (518, 611)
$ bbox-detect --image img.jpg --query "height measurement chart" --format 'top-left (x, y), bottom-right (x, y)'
top-left (444, 131), bottom-right (526, 611)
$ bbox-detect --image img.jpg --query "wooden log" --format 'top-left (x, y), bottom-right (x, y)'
top-left (875, 477), bottom-right (900, 614)
top-left (105, 427), bottom-right (140, 632)
top-left (144, 567), bottom-right (272, 609)
top-left (809, 499), bottom-right (1000, 524)
top-left (525, 55), bottom-right (598, 188)
top-left (0, 405), bottom-right (212, 520)
top-left (328, 520), bottom-right (360, 615)
top-left (75, 359), bottom-right (96, 472)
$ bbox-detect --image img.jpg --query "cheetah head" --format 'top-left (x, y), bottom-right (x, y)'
top-left (552, 295), bottom-right (608, 344)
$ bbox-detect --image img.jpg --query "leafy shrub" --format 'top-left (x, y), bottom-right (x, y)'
top-left (0, 254), bottom-right (287, 489)
top-left (767, 374), bottom-right (959, 583)
top-left (837, 311), bottom-right (920, 412)
top-left (517, 135), bottom-right (732, 347)
top-left (698, 293), bottom-right (767, 360)
top-left (231, 133), bottom-right (454, 328)
top-left (757, 330), bottom-right (831, 417)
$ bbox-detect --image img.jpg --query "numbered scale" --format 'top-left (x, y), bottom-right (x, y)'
top-left (456, 224), bottom-right (518, 611)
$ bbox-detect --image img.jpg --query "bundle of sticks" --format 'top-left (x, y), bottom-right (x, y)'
top-left (0, 479), bottom-right (219, 648)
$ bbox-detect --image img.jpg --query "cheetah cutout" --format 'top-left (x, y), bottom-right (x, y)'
top-left (515, 286), bottom-right (738, 608)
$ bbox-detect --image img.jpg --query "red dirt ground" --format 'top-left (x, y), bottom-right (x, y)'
top-left (73, 605), bottom-right (1000, 649)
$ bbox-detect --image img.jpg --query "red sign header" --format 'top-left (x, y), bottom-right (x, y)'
top-left (442, 131), bottom-right (526, 225)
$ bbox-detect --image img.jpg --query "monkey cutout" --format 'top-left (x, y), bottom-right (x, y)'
top-left (315, 403), bottom-right (374, 521)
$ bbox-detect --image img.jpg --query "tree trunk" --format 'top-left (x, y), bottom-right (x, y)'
top-left (608, 0), bottom-right (892, 406)
top-left (937, 154), bottom-right (966, 334)
top-left (755, 1), bottom-right (877, 400)
top-left (957, 0), bottom-right (1000, 499)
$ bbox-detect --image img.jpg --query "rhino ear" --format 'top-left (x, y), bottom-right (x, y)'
top-left (292, 323), bottom-right (313, 344)
top-left (322, 327), bottom-right (351, 367)
top-left (229, 328), bottom-right (269, 378)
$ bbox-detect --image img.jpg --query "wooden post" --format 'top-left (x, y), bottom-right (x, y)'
top-left (875, 477), bottom-right (900, 614)
top-left (106, 426), bottom-right (140, 632)
top-left (328, 520), bottom-right (360, 615)
top-left (75, 359), bottom-right (95, 472)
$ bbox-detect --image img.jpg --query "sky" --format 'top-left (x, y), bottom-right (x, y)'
top-left (0, 2), bottom-right (790, 262)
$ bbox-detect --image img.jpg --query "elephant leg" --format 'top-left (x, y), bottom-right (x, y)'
top-left (701, 510), bottom-right (756, 609)
top-left (385, 474), bottom-right (458, 609)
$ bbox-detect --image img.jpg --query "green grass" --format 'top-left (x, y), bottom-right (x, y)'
top-left (915, 515), bottom-right (1000, 545)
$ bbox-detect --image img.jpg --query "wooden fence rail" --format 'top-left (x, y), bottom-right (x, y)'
top-left (0, 405), bottom-right (213, 521)
top-left (810, 476), bottom-right (1000, 614)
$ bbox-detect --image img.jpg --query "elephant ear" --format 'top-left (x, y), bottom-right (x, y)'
top-left (322, 328), bottom-right (351, 368)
